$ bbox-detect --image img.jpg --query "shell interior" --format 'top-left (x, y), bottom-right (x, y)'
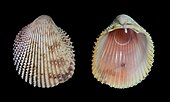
top-left (92, 14), bottom-right (154, 89)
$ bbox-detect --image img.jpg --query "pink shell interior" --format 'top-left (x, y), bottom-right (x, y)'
top-left (94, 28), bottom-right (148, 87)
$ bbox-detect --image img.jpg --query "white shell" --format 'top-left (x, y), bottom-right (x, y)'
top-left (92, 14), bottom-right (154, 89)
top-left (13, 15), bottom-right (75, 88)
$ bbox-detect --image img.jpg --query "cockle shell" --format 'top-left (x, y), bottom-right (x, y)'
top-left (92, 14), bottom-right (154, 88)
top-left (13, 15), bottom-right (75, 88)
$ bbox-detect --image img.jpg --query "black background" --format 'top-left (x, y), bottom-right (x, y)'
top-left (1, 0), bottom-right (167, 100)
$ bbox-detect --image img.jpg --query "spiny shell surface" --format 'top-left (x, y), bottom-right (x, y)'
top-left (13, 15), bottom-right (75, 88)
top-left (92, 14), bottom-right (154, 89)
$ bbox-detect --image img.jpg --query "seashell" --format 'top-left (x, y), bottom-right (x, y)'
top-left (13, 15), bottom-right (75, 88)
top-left (92, 14), bottom-right (154, 88)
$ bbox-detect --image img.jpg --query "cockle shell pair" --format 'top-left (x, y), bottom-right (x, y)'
top-left (13, 14), bottom-right (154, 88)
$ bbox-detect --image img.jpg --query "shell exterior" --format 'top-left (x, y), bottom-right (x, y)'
top-left (13, 15), bottom-right (75, 88)
top-left (92, 14), bottom-right (154, 89)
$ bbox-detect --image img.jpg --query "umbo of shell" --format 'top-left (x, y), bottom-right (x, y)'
top-left (92, 14), bottom-right (154, 89)
top-left (13, 15), bottom-right (75, 88)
